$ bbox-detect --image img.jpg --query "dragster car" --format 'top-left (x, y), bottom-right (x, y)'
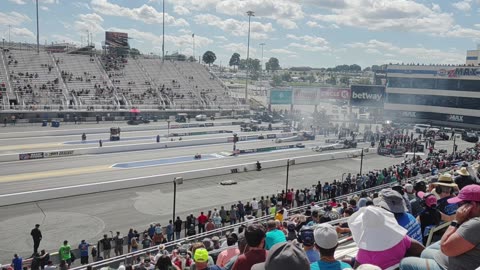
top-left (311, 139), bottom-right (358, 152)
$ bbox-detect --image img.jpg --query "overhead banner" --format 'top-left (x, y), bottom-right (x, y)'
top-left (293, 89), bottom-right (318, 105)
top-left (350, 85), bottom-right (385, 107)
top-left (318, 88), bottom-right (351, 100)
top-left (105, 31), bottom-right (129, 48)
top-left (270, 89), bottom-right (293, 105)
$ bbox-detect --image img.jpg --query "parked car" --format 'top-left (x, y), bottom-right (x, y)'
top-left (462, 131), bottom-right (479, 143)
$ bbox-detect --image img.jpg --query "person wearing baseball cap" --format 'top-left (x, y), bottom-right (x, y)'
top-left (400, 185), bottom-right (480, 270)
top-left (298, 226), bottom-right (319, 263)
top-left (310, 224), bottom-right (351, 270)
top-left (251, 241), bottom-right (310, 270)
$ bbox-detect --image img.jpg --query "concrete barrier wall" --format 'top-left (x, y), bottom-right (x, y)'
top-left (0, 148), bottom-right (376, 206)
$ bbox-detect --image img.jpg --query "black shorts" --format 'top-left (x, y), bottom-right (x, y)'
top-left (81, 256), bottom-right (88, 265)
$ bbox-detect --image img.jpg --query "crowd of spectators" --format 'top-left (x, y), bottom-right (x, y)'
top-left (6, 141), bottom-right (479, 270)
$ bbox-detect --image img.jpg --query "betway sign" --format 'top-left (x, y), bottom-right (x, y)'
top-left (350, 85), bottom-right (385, 108)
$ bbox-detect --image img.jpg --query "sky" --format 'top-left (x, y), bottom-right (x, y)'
top-left (2, 0), bottom-right (480, 69)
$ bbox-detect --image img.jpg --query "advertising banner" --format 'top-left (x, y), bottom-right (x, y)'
top-left (270, 89), bottom-right (293, 105)
top-left (293, 89), bottom-right (318, 105)
top-left (351, 85), bottom-right (385, 107)
top-left (44, 150), bottom-right (75, 158)
top-left (19, 152), bottom-right (44, 160)
top-left (318, 88), bottom-right (351, 100)
top-left (105, 32), bottom-right (129, 48)
top-left (205, 123), bottom-right (214, 127)
top-left (377, 147), bottom-right (391, 156)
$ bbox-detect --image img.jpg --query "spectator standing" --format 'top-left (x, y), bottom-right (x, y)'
top-left (78, 240), bottom-right (91, 265)
top-left (166, 220), bottom-right (174, 242)
top-left (251, 241), bottom-right (310, 270)
top-left (174, 216), bottom-right (183, 240)
top-left (310, 223), bottom-right (351, 270)
top-left (141, 234), bottom-right (152, 249)
top-left (198, 212), bottom-right (208, 233)
top-left (99, 234), bottom-right (112, 259)
top-left (58, 240), bottom-right (72, 267)
top-left (265, 220), bottom-right (286, 250)
top-left (206, 219), bottom-right (215, 232)
top-left (113, 231), bottom-right (124, 256)
top-left (251, 198), bottom-right (259, 217)
top-left (232, 224), bottom-right (267, 270)
top-left (31, 224), bottom-right (42, 255)
top-left (11, 254), bottom-right (22, 270)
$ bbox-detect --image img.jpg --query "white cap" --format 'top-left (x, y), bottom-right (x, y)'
top-left (313, 223), bottom-right (338, 249)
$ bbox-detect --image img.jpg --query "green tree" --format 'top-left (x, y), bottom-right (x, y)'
top-left (229, 53), bottom-right (241, 71)
top-left (129, 48), bottom-right (141, 57)
top-left (281, 72), bottom-right (291, 82)
top-left (265, 57), bottom-right (280, 73)
top-left (326, 75), bottom-right (337, 85)
top-left (340, 76), bottom-right (350, 85)
top-left (202, 51), bottom-right (217, 66)
top-left (306, 74), bottom-right (316, 83)
top-left (271, 74), bottom-right (283, 86)
top-left (187, 56), bottom-right (196, 62)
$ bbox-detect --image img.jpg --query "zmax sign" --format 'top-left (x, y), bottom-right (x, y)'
top-left (350, 85), bottom-right (385, 108)
top-left (437, 68), bottom-right (480, 78)
top-left (447, 115), bottom-right (464, 122)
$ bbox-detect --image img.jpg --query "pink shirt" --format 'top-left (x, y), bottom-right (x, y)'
top-left (356, 236), bottom-right (411, 269)
top-left (216, 247), bottom-right (240, 267)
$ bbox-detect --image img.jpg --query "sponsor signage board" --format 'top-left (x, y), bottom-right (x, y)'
top-left (350, 85), bottom-right (385, 107)
top-left (205, 123), bottom-right (214, 127)
top-left (270, 89), bottom-right (293, 105)
top-left (105, 32), bottom-right (129, 48)
top-left (19, 152), bottom-right (44, 160)
top-left (44, 150), bottom-right (75, 158)
top-left (292, 88), bottom-right (351, 105)
top-left (318, 88), bottom-right (351, 100)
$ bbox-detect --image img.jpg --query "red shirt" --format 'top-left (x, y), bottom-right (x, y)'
top-left (232, 248), bottom-right (266, 270)
top-left (198, 214), bottom-right (208, 225)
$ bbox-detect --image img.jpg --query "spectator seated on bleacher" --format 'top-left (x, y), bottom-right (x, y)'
top-left (310, 223), bottom-right (352, 270)
top-left (377, 189), bottom-right (423, 243)
top-left (251, 241), bottom-right (310, 270)
top-left (348, 207), bottom-right (425, 269)
top-left (410, 181), bottom-right (428, 217)
top-left (298, 226), bottom-right (319, 263)
top-left (216, 234), bottom-right (240, 268)
top-left (400, 185), bottom-right (480, 270)
top-left (429, 173), bottom-right (459, 216)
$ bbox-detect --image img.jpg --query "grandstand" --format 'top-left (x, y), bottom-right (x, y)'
top-left (0, 46), bottom-right (243, 112)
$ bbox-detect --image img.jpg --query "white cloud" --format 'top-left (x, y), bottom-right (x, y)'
top-left (288, 43), bottom-right (329, 52)
top-left (8, 0), bottom-right (26, 4)
top-left (269, 48), bottom-right (296, 55)
top-left (109, 27), bottom-right (214, 52)
top-left (173, 5), bottom-right (190, 15)
top-left (214, 36), bottom-right (228, 41)
top-left (346, 39), bottom-right (464, 64)
top-left (171, 0), bottom-right (304, 30)
top-left (73, 2), bottom-right (91, 10)
top-left (286, 34), bottom-right (330, 52)
top-left (37, 0), bottom-right (59, 4)
top-left (0, 11), bottom-right (31, 26)
top-left (306, 21), bottom-right (324, 28)
top-left (40, 6), bottom-right (49, 11)
top-left (50, 34), bottom-right (79, 44)
top-left (286, 34), bottom-right (328, 46)
top-left (194, 14), bottom-right (274, 39)
top-left (452, 0), bottom-right (472, 12)
top-left (221, 43), bottom-right (257, 55)
top-left (91, 0), bottom-right (189, 27)
top-left (11, 27), bottom-right (35, 39)
top-left (74, 13), bottom-right (104, 35)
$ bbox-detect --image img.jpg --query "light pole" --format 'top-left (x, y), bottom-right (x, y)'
top-left (285, 159), bottom-right (295, 193)
top-left (162, 0), bottom-right (165, 62)
top-left (36, 0), bottom-right (40, 53)
top-left (453, 134), bottom-right (457, 154)
top-left (192, 33), bottom-right (195, 61)
top-left (260, 43), bottom-right (265, 91)
top-left (245, 11), bottom-right (255, 102)
top-left (359, 148), bottom-right (364, 176)
top-left (172, 177), bottom-right (183, 240)
top-left (167, 119), bottom-right (171, 138)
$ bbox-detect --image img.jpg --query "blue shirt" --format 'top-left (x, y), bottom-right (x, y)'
top-left (12, 257), bottom-right (22, 270)
top-left (310, 260), bottom-right (352, 270)
top-left (305, 248), bottom-right (320, 263)
top-left (396, 213), bottom-right (422, 243)
top-left (265, 229), bottom-right (286, 250)
top-left (78, 243), bottom-right (89, 257)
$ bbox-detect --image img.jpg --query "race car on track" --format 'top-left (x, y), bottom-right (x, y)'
top-left (275, 131), bottom-right (315, 143)
top-left (311, 139), bottom-right (357, 152)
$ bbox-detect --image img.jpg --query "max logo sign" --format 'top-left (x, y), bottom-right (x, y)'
top-left (402, 112), bottom-right (416, 118)
top-left (447, 115), bottom-right (464, 122)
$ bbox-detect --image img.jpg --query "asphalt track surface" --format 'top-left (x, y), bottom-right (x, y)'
top-left (0, 124), bottom-right (475, 263)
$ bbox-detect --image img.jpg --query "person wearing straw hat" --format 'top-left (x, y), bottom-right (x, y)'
top-left (348, 207), bottom-right (424, 269)
top-left (400, 184), bottom-right (480, 270)
top-left (455, 167), bottom-right (476, 190)
top-left (430, 173), bottom-right (459, 216)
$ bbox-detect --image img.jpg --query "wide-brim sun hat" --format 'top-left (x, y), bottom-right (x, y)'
top-left (348, 206), bottom-right (407, 252)
top-left (433, 173), bottom-right (458, 188)
top-left (457, 167), bottom-right (470, 176)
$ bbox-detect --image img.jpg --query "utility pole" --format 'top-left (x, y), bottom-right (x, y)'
top-left (8, 25), bottom-right (11, 44)
top-left (244, 11), bottom-right (254, 102)
top-left (162, 0), bottom-right (165, 62)
top-left (260, 43), bottom-right (265, 88)
top-left (359, 148), bottom-right (364, 176)
top-left (36, 0), bottom-right (39, 53)
top-left (192, 33), bottom-right (195, 61)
